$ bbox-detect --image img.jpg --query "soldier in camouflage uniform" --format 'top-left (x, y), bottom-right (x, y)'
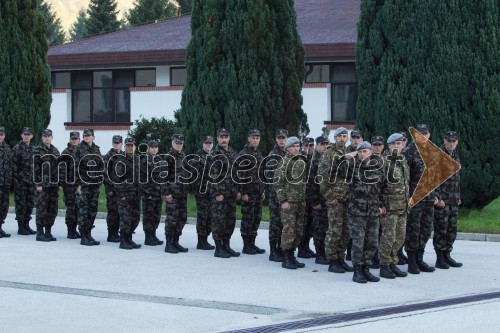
top-left (140, 140), bottom-right (165, 246)
top-left (103, 135), bottom-right (123, 243)
top-left (403, 124), bottom-right (437, 274)
top-left (346, 142), bottom-right (387, 283)
top-left (11, 127), bottom-right (36, 235)
top-left (73, 128), bottom-right (103, 246)
top-left (274, 137), bottom-right (307, 269)
top-left (209, 128), bottom-right (240, 258)
top-left (0, 127), bottom-right (12, 238)
top-left (369, 135), bottom-right (385, 269)
top-left (379, 134), bottom-right (410, 279)
top-left (192, 136), bottom-right (215, 250)
top-left (319, 127), bottom-right (354, 274)
top-left (33, 129), bottom-right (61, 242)
top-left (237, 129), bottom-right (266, 255)
top-left (61, 131), bottom-right (81, 239)
top-left (115, 138), bottom-right (141, 250)
top-left (433, 131), bottom-right (463, 269)
top-left (164, 134), bottom-right (190, 254)
top-left (266, 129), bottom-right (288, 262)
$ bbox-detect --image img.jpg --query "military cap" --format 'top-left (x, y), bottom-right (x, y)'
top-left (171, 134), bottom-right (185, 144)
top-left (387, 133), bottom-right (405, 144)
top-left (285, 136), bottom-right (300, 149)
top-left (124, 137), bottom-right (135, 145)
top-left (304, 137), bottom-right (315, 146)
top-left (248, 129), bottom-right (261, 137)
top-left (203, 136), bottom-right (214, 143)
top-left (42, 129), bottom-right (53, 136)
top-left (83, 128), bottom-right (94, 136)
top-left (275, 129), bottom-right (288, 138)
top-left (22, 127), bottom-right (33, 134)
top-left (356, 141), bottom-right (372, 151)
top-left (350, 130), bottom-right (362, 138)
top-left (0, 127), bottom-right (5, 133)
top-left (444, 131), bottom-right (458, 141)
top-left (417, 124), bottom-right (430, 134)
top-left (316, 135), bottom-right (329, 145)
top-left (148, 140), bottom-right (159, 147)
top-left (217, 128), bottom-right (230, 136)
top-left (112, 135), bottom-right (123, 143)
top-left (371, 136), bottom-right (384, 145)
top-left (333, 127), bottom-right (348, 137)
top-left (70, 131), bottom-right (80, 139)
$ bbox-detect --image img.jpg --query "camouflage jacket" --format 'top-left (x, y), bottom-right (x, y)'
top-left (32, 143), bottom-right (61, 188)
top-left (435, 147), bottom-right (461, 205)
top-left (103, 148), bottom-right (124, 192)
top-left (402, 142), bottom-right (435, 202)
top-left (0, 141), bottom-right (12, 187)
top-left (274, 153), bottom-right (307, 203)
top-left (11, 141), bottom-right (34, 186)
top-left (165, 148), bottom-right (190, 198)
top-left (139, 153), bottom-right (167, 199)
top-left (318, 143), bottom-right (351, 203)
top-left (235, 144), bottom-right (265, 197)
top-left (190, 148), bottom-right (213, 197)
top-left (209, 144), bottom-right (238, 199)
top-left (348, 156), bottom-right (387, 217)
top-left (382, 151), bottom-right (410, 212)
top-left (72, 141), bottom-right (103, 188)
top-left (114, 152), bottom-right (140, 198)
top-left (265, 144), bottom-right (287, 198)
top-left (306, 149), bottom-right (326, 206)
top-left (60, 143), bottom-right (77, 187)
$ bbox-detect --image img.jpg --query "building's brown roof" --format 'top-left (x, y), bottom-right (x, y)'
top-left (48, 0), bottom-right (359, 68)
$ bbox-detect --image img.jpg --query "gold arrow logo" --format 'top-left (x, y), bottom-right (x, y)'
top-left (408, 127), bottom-right (461, 207)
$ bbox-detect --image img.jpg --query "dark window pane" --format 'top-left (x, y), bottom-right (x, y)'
top-left (72, 72), bottom-right (91, 88)
top-left (305, 64), bottom-right (330, 83)
top-left (93, 71), bottom-right (113, 88)
top-left (332, 64), bottom-right (356, 83)
top-left (115, 90), bottom-right (130, 122)
top-left (72, 90), bottom-right (91, 122)
top-left (332, 85), bottom-right (357, 122)
top-left (171, 67), bottom-right (186, 86)
top-left (114, 71), bottom-right (134, 87)
top-left (136, 69), bottom-right (156, 87)
top-left (53, 72), bottom-right (71, 89)
top-left (93, 89), bottom-right (113, 122)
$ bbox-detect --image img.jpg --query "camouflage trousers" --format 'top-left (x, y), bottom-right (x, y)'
top-left (325, 201), bottom-right (351, 261)
top-left (211, 197), bottom-right (237, 241)
top-left (405, 200), bottom-right (434, 253)
top-left (14, 183), bottom-right (35, 223)
top-left (348, 215), bottom-right (380, 266)
top-left (312, 205), bottom-right (328, 244)
top-left (240, 196), bottom-right (263, 237)
top-left (268, 193), bottom-right (283, 242)
top-left (165, 196), bottom-right (188, 237)
top-left (280, 202), bottom-right (305, 251)
top-left (118, 194), bottom-right (141, 233)
top-left (0, 186), bottom-right (9, 223)
top-left (195, 195), bottom-right (212, 236)
top-left (379, 210), bottom-right (407, 265)
top-left (77, 186), bottom-right (100, 229)
top-left (142, 196), bottom-right (162, 231)
top-left (63, 186), bottom-right (78, 226)
top-left (105, 190), bottom-right (120, 228)
top-left (303, 202), bottom-right (314, 240)
top-left (35, 187), bottom-right (59, 227)
top-left (433, 204), bottom-right (458, 253)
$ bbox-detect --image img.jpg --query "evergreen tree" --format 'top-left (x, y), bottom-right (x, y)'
top-left (177, 0), bottom-right (193, 14)
top-left (128, 115), bottom-right (180, 154)
top-left (86, 0), bottom-right (121, 37)
top-left (0, 0), bottom-right (52, 147)
top-left (37, 0), bottom-right (66, 45)
top-left (69, 9), bottom-right (88, 42)
top-left (126, 0), bottom-right (177, 26)
top-left (356, 0), bottom-right (499, 207)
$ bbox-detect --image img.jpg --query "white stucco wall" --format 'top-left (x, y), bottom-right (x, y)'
top-left (302, 86), bottom-right (330, 139)
top-left (130, 90), bottom-right (181, 121)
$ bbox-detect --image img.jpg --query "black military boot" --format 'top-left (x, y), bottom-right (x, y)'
top-left (390, 264), bottom-right (408, 277)
top-left (397, 246), bottom-right (408, 265)
top-left (144, 230), bottom-right (157, 246)
top-left (297, 238), bottom-right (312, 258)
top-left (251, 236), bottom-right (265, 254)
top-left (36, 225), bottom-right (50, 242)
top-left (281, 249), bottom-right (297, 270)
top-left (242, 235), bottom-right (257, 255)
top-left (416, 251), bottom-right (435, 272)
top-left (152, 230), bottom-right (164, 245)
top-left (128, 232), bottom-right (141, 249)
top-left (370, 252), bottom-right (380, 269)
top-left (314, 243), bottom-right (329, 265)
top-left (17, 220), bottom-right (30, 235)
top-left (346, 239), bottom-right (352, 261)
top-left (362, 265), bottom-right (380, 282)
top-left (164, 236), bottom-right (179, 253)
top-left (328, 259), bottom-right (346, 273)
top-left (119, 232), bottom-right (134, 250)
top-left (88, 227), bottom-right (100, 245)
top-left (338, 258), bottom-right (354, 272)
top-left (80, 228), bottom-right (94, 246)
top-left (45, 226), bottom-right (57, 241)
top-left (25, 220), bottom-right (36, 235)
top-left (352, 265), bottom-right (367, 284)
top-left (444, 252), bottom-right (463, 267)
top-left (173, 235), bottom-right (187, 252)
top-left (107, 226), bottom-right (120, 243)
top-left (435, 250), bottom-right (450, 269)
top-left (290, 249), bottom-right (305, 268)
top-left (214, 239), bottom-right (230, 258)
top-left (407, 251), bottom-right (420, 274)
top-left (67, 224), bottom-right (80, 239)
top-left (223, 238), bottom-right (240, 257)
top-left (379, 265), bottom-right (396, 279)
top-left (269, 240), bottom-right (283, 262)
top-left (0, 224), bottom-right (11, 237)
top-left (197, 235), bottom-right (213, 250)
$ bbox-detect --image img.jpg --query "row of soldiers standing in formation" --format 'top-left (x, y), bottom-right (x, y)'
top-left (0, 124), bottom-right (462, 283)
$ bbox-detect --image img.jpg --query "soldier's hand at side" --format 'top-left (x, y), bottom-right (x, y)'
top-left (261, 193), bottom-right (265, 201)
top-left (236, 192), bottom-right (241, 201)
top-left (312, 204), bottom-right (322, 210)
top-left (380, 207), bottom-right (387, 215)
top-left (36, 186), bottom-right (43, 192)
top-left (108, 191), bottom-right (113, 195)
top-left (58, 186), bottom-right (63, 191)
top-left (76, 186), bottom-right (82, 195)
top-left (281, 202), bottom-right (291, 211)
top-left (166, 194), bottom-right (173, 203)
top-left (437, 200), bottom-right (445, 208)
top-left (242, 194), bottom-right (249, 202)
top-left (458, 199), bottom-right (461, 206)
top-left (379, 207), bottom-right (385, 215)
top-left (121, 197), bottom-right (126, 201)
top-left (328, 199), bottom-right (338, 206)
top-left (215, 194), bottom-right (224, 202)
top-left (434, 197), bottom-right (439, 205)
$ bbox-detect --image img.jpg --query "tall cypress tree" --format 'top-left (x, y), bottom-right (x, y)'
top-left (37, 0), bottom-right (66, 45)
top-left (126, 0), bottom-right (177, 27)
top-left (86, 0), bottom-right (121, 37)
top-left (0, 0), bottom-right (52, 147)
top-left (177, 0), bottom-right (193, 14)
top-left (69, 9), bottom-right (88, 42)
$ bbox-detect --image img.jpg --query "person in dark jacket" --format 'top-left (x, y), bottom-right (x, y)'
top-left (61, 131), bottom-right (81, 239)
top-left (0, 126), bottom-right (12, 238)
top-left (103, 135), bottom-right (124, 243)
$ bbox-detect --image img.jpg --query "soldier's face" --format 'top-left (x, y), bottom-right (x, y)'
top-left (350, 136), bottom-right (363, 148)
top-left (0, 133), bottom-right (4, 143)
top-left (42, 135), bottom-right (52, 145)
top-left (217, 135), bottom-right (229, 148)
top-left (70, 137), bottom-right (80, 146)
top-left (203, 142), bottom-right (213, 152)
top-left (84, 134), bottom-right (94, 144)
top-left (148, 146), bottom-right (159, 155)
top-left (316, 142), bottom-right (329, 153)
top-left (444, 138), bottom-right (458, 152)
top-left (334, 134), bottom-right (348, 147)
top-left (372, 144), bottom-right (384, 155)
top-left (21, 132), bottom-right (33, 143)
top-left (172, 141), bottom-right (184, 152)
top-left (125, 144), bottom-right (135, 154)
top-left (112, 142), bottom-right (122, 151)
top-left (357, 148), bottom-right (372, 162)
top-left (276, 136), bottom-right (287, 148)
top-left (304, 143), bottom-right (314, 154)
top-left (248, 135), bottom-right (260, 148)
top-left (287, 143), bottom-right (300, 156)
top-left (389, 141), bottom-right (404, 154)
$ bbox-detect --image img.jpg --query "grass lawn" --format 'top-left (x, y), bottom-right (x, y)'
top-left (458, 197), bottom-right (500, 234)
